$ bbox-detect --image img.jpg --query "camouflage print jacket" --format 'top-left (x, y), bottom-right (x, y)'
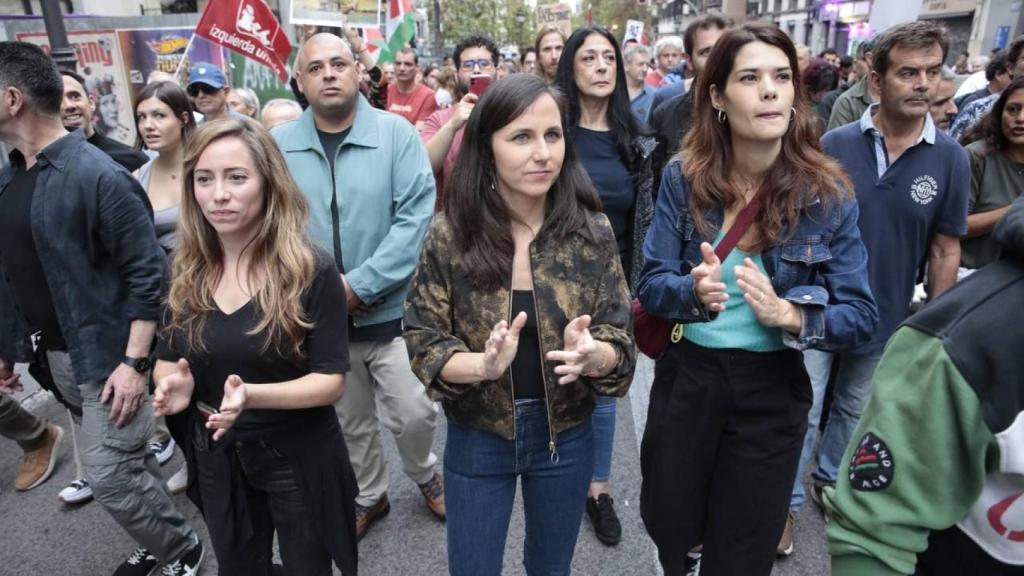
top-left (403, 212), bottom-right (636, 449)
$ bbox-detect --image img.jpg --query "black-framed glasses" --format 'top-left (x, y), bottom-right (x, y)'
top-left (187, 83), bottom-right (220, 97)
top-left (460, 59), bottom-right (495, 71)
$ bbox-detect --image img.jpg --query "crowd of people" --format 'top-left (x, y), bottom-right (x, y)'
top-left (0, 12), bottom-right (1022, 576)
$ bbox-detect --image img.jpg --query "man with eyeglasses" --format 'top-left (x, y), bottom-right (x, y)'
top-left (186, 63), bottom-right (242, 123)
top-left (419, 33), bottom-right (499, 211)
top-left (386, 47), bottom-right (436, 127)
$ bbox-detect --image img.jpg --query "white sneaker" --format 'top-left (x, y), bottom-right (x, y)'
top-left (148, 437), bottom-right (176, 466)
top-left (58, 478), bottom-right (93, 504)
top-left (166, 465), bottom-right (188, 494)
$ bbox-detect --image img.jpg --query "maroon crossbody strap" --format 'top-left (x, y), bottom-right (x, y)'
top-left (714, 195), bottom-right (762, 262)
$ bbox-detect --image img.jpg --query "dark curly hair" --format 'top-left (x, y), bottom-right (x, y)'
top-left (960, 76), bottom-right (1024, 152)
top-left (453, 33), bottom-right (499, 70)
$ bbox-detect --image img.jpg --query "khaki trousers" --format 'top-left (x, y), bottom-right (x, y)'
top-left (335, 337), bottom-right (438, 507)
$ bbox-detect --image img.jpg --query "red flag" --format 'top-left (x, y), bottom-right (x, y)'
top-left (195, 0), bottom-right (292, 83)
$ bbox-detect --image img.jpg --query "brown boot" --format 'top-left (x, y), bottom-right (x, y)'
top-left (354, 494), bottom-right (391, 540)
top-left (418, 472), bottom-right (445, 520)
top-left (15, 423), bottom-right (64, 491)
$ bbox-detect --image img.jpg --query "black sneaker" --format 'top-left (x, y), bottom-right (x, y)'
top-left (586, 493), bottom-right (622, 545)
top-left (160, 539), bottom-right (203, 576)
top-left (684, 550), bottom-right (702, 576)
top-left (148, 438), bottom-right (176, 466)
top-left (112, 547), bottom-right (158, 576)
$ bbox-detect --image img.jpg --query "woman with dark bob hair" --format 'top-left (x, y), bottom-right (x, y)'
top-left (403, 74), bottom-right (635, 575)
top-left (553, 24), bottom-right (658, 546)
top-left (959, 76), bottom-right (1024, 272)
top-left (637, 23), bottom-right (877, 575)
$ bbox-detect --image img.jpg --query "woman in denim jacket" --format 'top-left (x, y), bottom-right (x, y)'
top-left (636, 24), bottom-right (877, 576)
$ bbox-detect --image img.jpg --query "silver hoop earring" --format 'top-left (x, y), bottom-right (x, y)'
top-left (717, 109), bottom-right (727, 124)
top-left (790, 106), bottom-right (796, 121)
top-left (490, 176), bottom-right (497, 192)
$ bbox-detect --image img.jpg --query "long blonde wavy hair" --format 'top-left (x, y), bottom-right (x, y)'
top-left (164, 118), bottom-right (315, 358)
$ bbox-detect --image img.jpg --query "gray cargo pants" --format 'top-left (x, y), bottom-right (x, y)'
top-left (48, 350), bottom-right (196, 562)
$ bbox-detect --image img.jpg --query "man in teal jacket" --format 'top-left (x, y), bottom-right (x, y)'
top-left (826, 195), bottom-right (1024, 574)
top-left (273, 33), bottom-right (442, 539)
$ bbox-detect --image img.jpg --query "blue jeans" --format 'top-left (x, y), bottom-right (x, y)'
top-left (790, 349), bottom-right (883, 509)
top-left (445, 399), bottom-right (594, 576)
top-left (591, 395), bottom-right (616, 483)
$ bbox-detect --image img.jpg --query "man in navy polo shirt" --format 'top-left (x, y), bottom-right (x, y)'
top-left (792, 21), bottom-right (970, 520)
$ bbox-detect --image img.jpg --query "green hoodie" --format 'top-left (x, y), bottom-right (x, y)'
top-left (827, 197), bottom-right (1024, 574)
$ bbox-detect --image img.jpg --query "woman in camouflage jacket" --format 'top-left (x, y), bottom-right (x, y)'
top-left (403, 74), bottom-right (635, 576)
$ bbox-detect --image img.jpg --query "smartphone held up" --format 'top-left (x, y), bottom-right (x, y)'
top-left (469, 76), bottom-right (491, 97)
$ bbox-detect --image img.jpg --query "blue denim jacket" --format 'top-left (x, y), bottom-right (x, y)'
top-left (0, 131), bottom-right (165, 383)
top-left (637, 160), bottom-right (878, 351)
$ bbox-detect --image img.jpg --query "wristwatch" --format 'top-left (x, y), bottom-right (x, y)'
top-left (123, 355), bottom-right (153, 374)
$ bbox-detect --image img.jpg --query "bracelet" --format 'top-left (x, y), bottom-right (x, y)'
top-left (354, 44), bottom-right (367, 54)
top-left (583, 343), bottom-right (616, 378)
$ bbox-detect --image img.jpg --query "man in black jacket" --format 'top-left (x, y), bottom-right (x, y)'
top-left (0, 42), bottom-right (201, 576)
top-left (650, 14), bottom-right (731, 173)
top-left (59, 69), bottom-right (148, 172)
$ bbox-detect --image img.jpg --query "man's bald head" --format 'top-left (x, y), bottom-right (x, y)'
top-left (296, 33), bottom-right (353, 71)
top-left (294, 32), bottom-right (361, 125)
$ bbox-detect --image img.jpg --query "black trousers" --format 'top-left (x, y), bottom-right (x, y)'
top-left (641, 339), bottom-right (811, 576)
top-left (195, 438), bottom-right (333, 576)
top-left (916, 526), bottom-right (1024, 575)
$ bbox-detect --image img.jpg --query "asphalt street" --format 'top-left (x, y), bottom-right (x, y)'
top-left (0, 355), bottom-right (829, 576)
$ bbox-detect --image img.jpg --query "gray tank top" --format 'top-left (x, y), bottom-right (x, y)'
top-left (137, 159), bottom-right (179, 253)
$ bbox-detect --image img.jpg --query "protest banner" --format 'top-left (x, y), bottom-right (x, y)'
top-left (536, 3), bottom-right (573, 39)
top-left (196, 0), bottom-right (292, 83)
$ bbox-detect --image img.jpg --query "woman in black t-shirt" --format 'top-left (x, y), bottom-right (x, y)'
top-left (152, 118), bottom-right (358, 576)
top-left (553, 25), bottom-right (658, 545)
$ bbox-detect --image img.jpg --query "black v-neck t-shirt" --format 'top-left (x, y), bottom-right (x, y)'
top-left (155, 251), bottom-right (350, 430)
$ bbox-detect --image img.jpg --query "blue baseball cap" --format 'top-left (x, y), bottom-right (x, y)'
top-left (187, 63), bottom-right (226, 89)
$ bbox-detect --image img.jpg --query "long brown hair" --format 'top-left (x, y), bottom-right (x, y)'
top-left (164, 118), bottom-right (315, 357)
top-left (682, 23), bottom-right (851, 250)
top-left (446, 74), bottom-right (600, 291)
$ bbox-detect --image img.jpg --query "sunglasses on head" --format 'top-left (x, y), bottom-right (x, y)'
top-left (187, 83), bottom-right (221, 97)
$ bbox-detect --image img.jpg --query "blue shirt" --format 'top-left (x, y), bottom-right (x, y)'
top-left (574, 127), bottom-right (636, 273)
top-left (650, 80), bottom-right (686, 116)
top-left (630, 84), bottom-right (656, 125)
top-left (822, 106), bottom-right (970, 352)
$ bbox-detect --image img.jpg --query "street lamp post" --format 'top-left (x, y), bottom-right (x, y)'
top-left (40, 0), bottom-right (76, 71)
top-left (516, 7), bottom-right (526, 49)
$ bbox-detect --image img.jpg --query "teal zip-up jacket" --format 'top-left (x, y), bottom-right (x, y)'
top-left (272, 96), bottom-right (436, 327)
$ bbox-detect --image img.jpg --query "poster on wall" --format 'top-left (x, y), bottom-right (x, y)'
top-left (291, 0), bottom-right (381, 28)
top-left (16, 29), bottom-right (136, 146)
top-left (117, 28), bottom-right (227, 105)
